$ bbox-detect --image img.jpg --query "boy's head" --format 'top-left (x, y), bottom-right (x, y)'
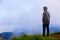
top-left (43, 6), bottom-right (48, 11)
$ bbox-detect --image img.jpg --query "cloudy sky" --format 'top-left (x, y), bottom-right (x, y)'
top-left (0, 0), bottom-right (60, 33)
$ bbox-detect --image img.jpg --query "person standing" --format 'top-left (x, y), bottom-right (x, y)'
top-left (42, 6), bottom-right (50, 36)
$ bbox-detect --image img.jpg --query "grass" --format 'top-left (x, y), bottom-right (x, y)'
top-left (50, 32), bottom-right (60, 40)
top-left (10, 32), bottom-right (60, 40)
top-left (11, 34), bottom-right (55, 40)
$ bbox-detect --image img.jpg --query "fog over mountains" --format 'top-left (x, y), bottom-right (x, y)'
top-left (13, 24), bottom-right (60, 35)
top-left (0, 0), bottom-right (60, 37)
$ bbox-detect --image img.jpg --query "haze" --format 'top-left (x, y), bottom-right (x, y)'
top-left (0, 0), bottom-right (60, 33)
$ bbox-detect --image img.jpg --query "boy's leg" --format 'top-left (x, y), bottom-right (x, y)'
top-left (47, 24), bottom-right (49, 36)
top-left (43, 24), bottom-right (45, 36)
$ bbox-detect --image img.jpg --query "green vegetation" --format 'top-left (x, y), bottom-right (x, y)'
top-left (11, 34), bottom-right (55, 40)
top-left (51, 32), bottom-right (60, 35)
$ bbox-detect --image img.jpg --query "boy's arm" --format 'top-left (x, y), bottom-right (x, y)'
top-left (48, 12), bottom-right (50, 18)
top-left (42, 13), bottom-right (44, 22)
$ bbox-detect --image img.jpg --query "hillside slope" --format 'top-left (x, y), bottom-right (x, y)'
top-left (50, 33), bottom-right (60, 40)
top-left (11, 32), bottom-right (60, 40)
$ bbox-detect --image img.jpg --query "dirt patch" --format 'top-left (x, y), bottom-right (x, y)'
top-left (51, 34), bottom-right (60, 40)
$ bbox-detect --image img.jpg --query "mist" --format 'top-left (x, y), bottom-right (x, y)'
top-left (0, 0), bottom-right (60, 33)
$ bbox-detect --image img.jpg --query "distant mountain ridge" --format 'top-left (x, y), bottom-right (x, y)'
top-left (0, 32), bottom-right (13, 40)
top-left (0, 24), bottom-right (60, 40)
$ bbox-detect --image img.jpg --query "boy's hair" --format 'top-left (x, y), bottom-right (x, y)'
top-left (43, 7), bottom-right (48, 9)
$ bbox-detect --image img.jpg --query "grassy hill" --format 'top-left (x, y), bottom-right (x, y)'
top-left (11, 32), bottom-right (60, 40)
top-left (50, 32), bottom-right (60, 40)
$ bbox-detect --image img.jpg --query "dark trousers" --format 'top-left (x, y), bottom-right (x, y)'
top-left (43, 24), bottom-right (49, 36)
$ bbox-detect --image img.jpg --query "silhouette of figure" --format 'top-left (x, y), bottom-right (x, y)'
top-left (42, 7), bottom-right (50, 36)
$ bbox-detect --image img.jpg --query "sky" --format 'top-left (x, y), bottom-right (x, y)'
top-left (0, 0), bottom-right (60, 33)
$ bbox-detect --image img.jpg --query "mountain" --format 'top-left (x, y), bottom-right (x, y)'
top-left (0, 32), bottom-right (13, 40)
top-left (49, 25), bottom-right (60, 34)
